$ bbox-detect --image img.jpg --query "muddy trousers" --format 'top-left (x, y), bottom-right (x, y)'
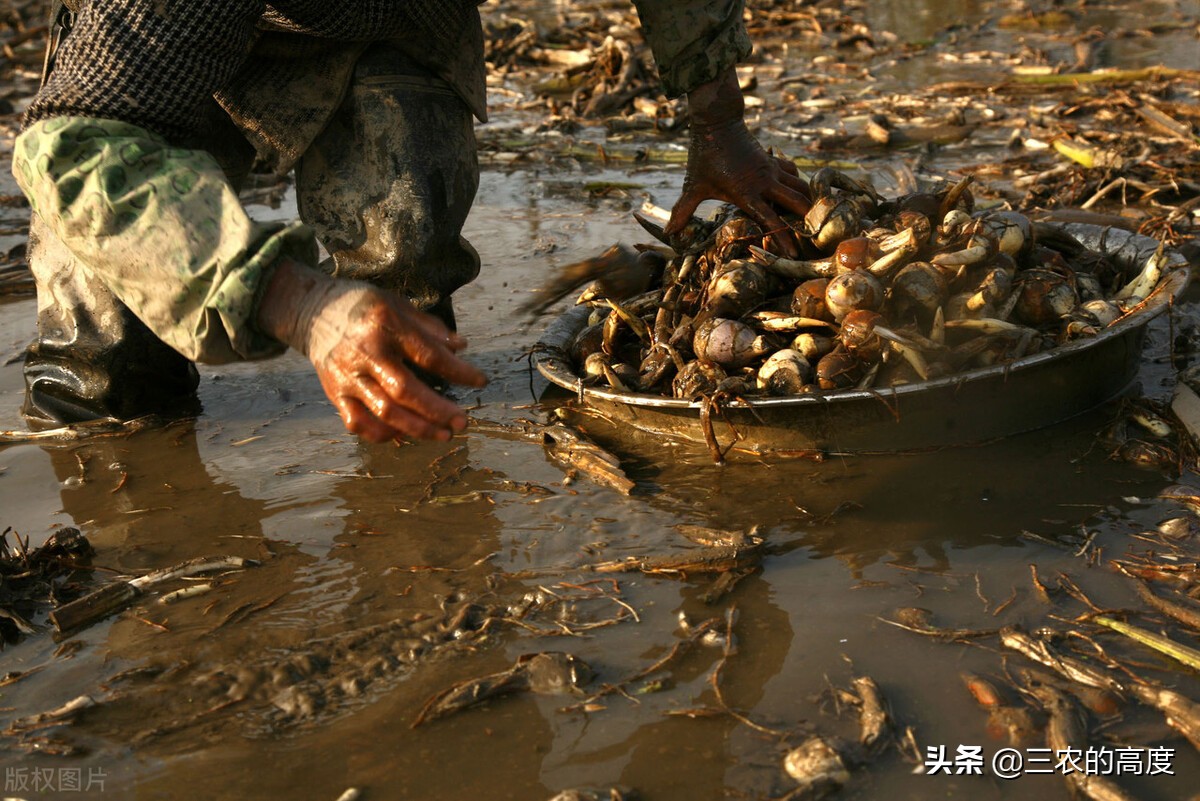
top-left (23, 43), bottom-right (480, 425)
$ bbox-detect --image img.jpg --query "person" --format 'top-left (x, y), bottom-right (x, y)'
top-left (12, 0), bottom-right (811, 444)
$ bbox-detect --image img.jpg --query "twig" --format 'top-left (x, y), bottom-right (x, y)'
top-left (49, 555), bottom-right (258, 632)
top-left (1127, 574), bottom-right (1200, 631)
top-left (992, 586), bottom-right (1019, 617)
top-left (1056, 572), bottom-right (1103, 613)
top-left (973, 572), bottom-right (991, 613)
top-left (1032, 565), bottom-right (1051, 604)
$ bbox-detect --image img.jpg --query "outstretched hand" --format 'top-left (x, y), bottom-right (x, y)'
top-left (668, 67), bottom-right (812, 258)
top-left (256, 260), bottom-right (487, 443)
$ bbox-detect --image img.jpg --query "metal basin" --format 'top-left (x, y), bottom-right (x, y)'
top-left (535, 224), bottom-right (1192, 455)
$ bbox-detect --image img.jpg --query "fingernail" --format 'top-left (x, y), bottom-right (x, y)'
top-left (451, 415), bottom-right (468, 432)
top-left (436, 428), bottom-right (452, 442)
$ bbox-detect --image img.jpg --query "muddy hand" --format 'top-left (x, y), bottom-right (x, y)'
top-left (257, 259), bottom-right (487, 443)
top-left (670, 67), bottom-right (812, 258)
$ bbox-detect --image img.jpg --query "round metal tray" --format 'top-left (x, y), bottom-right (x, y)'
top-left (535, 224), bottom-right (1192, 454)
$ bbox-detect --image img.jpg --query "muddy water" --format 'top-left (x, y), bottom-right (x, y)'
top-left (2, 1), bottom-right (1200, 800)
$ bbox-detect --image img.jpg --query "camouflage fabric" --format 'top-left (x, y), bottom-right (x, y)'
top-left (13, 116), bottom-right (308, 364)
top-left (20, 212), bottom-right (205, 424)
top-left (633, 0), bottom-right (752, 98)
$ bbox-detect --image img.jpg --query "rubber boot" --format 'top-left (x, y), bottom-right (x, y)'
top-left (21, 215), bottom-right (202, 426)
top-left (295, 41), bottom-right (481, 334)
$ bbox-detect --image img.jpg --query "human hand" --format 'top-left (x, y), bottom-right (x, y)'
top-left (669, 67), bottom-right (812, 257)
top-left (257, 260), bottom-right (487, 443)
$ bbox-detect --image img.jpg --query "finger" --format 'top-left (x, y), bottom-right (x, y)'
top-left (664, 189), bottom-right (703, 238)
top-left (392, 330), bottom-right (488, 389)
top-left (336, 395), bottom-right (404, 444)
top-left (767, 183), bottom-right (813, 218)
top-left (352, 374), bottom-right (456, 441)
top-left (353, 372), bottom-right (456, 441)
top-left (778, 169), bottom-right (812, 199)
top-left (773, 154), bottom-right (800, 178)
top-left (402, 304), bottom-right (470, 352)
top-left (744, 199), bottom-right (800, 259)
top-left (372, 308), bottom-right (487, 388)
top-left (362, 357), bottom-right (469, 431)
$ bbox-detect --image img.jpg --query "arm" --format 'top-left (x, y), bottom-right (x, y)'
top-left (631, 0), bottom-right (811, 256)
top-left (673, 67), bottom-right (812, 258)
top-left (13, 117), bottom-right (486, 443)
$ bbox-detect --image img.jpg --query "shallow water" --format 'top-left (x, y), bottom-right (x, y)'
top-left (2, 1), bottom-right (1200, 799)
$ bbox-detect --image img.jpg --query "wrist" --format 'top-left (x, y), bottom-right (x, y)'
top-left (254, 257), bottom-right (333, 355)
top-left (686, 67), bottom-right (745, 132)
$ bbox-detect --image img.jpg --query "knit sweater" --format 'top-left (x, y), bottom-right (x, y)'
top-left (32, 1), bottom-right (484, 143)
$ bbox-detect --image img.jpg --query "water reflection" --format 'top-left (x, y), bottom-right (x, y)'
top-left (26, 423), bottom-right (517, 745)
top-left (865, 0), bottom-right (989, 43)
top-left (42, 424), bottom-right (270, 569)
top-left (563, 400), bottom-right (1167, 576)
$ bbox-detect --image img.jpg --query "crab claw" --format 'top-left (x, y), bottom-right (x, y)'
top-left (633, 211), bottom-right (671, 245)
top-left (811, 166), bottom-right (883, 202)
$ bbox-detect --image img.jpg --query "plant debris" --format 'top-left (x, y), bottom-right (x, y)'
top-left (0, 526), bottom-right (92, 643)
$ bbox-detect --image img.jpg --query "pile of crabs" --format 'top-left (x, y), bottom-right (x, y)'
top-left (569, 168), bottom-right (1169, 401)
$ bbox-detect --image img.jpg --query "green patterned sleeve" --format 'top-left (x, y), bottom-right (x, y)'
top-left (11, 116), bottom-right (319, 363)
top-left (631, 0), bottom-right (753, 98)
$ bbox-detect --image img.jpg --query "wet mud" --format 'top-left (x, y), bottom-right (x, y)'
top-left (2, 1), bottom-right (1200, 799)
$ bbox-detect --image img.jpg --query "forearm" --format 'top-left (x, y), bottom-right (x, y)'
top-left (630, 0), bottom-right (752, 98)
top-left (12, 116), bottom-right (316, 363)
